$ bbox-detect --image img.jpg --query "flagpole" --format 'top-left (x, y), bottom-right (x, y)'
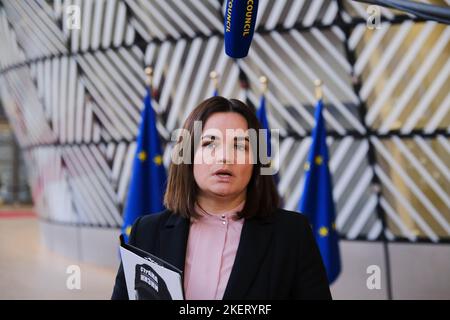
top-left (145, 66), bottom-right (153, 88)
top-left (210, 70), bottom-right (219, 93)
top-left (259, 75), bottom-right (268, 96)
top-left (314, 79), bottom-right (323, 100)
top-left (145, 67), bottom-right (159, 115)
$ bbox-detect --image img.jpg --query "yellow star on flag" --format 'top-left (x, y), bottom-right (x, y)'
top-left (138, 151), bottom-right (147, 162)
top-left (153, 155), bottom-right (162, 165)
top-left (315, 155), bottom-right (323, 165)
top-left (319, 226), bottom-right (329, 237)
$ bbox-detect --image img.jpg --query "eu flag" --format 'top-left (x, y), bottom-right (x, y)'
top-left (298, 99), bottom-right (341, 284)
top-left (256, 95), bottom-right (271, 157)
top-left (256, 94), bottom-right (278, 183)
top-left (121, 86), bottom-right (167, 242)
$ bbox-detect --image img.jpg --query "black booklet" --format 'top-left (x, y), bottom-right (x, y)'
top-left (119, 235), bottom-right (184, 300)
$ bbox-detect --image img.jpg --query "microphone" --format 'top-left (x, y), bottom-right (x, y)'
top-left (224, 0), bottom-right (259, 59)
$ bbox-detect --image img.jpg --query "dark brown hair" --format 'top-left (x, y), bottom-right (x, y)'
top-left (164, 96), bottom-right (279, 220)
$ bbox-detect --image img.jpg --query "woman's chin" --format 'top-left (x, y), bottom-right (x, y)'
top-left (208, 186), bottom-right (235, 197)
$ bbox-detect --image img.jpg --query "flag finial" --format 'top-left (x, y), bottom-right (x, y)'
top-left (314, 79), bottom-right (323, 100)
top-left (259, 75), bottom-right (268, 95)
top-left (145, 67), bottom-right (153, 87)
top-left (210, 70), bottom-right (219, 92)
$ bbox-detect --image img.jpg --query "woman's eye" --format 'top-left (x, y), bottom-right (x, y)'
top-left (202, 141), bottom-right (215, 148)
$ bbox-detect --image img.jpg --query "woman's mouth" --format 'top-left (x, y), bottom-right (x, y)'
top-left (213, 169), bottom-right (233, 182)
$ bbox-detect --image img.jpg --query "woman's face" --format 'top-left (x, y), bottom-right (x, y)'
top-left (193, 112), bottom-right (254, 200)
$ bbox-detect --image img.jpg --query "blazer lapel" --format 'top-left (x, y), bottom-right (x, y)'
top-left (159, 213), bottom-right (190, 272)
top-left (222, 216), bottom-right (274, 300)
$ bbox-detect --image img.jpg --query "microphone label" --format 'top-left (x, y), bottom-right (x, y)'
top-left (243, 0), bottom-right (256, 36)
top-left (225, 0), bottom-right (233, 33)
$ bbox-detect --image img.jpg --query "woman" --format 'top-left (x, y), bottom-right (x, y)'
top-left (112, 96), bottom-right (331, 300)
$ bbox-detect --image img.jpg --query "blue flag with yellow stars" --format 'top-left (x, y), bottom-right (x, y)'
top-left (256, 94), bottom-right (279, 184)
top-left (121, 86), bottom-right (167, 242)
top-left (298, 98), bottom-right (341, 284)
top-left (256, 94), bottom-right (271, 157)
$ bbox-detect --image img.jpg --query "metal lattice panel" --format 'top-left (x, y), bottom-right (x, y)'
top-left (126, 0), bottom-right (223, 41)
top-left (66, 0), bottom-right (136, 52)
top-left (1, 0), bottom-right (68, 60)
top-left (0, 9), bottom-right (26, 69)
top-left (373, 136), bottom-right (450, 240)
top-left (239, 29), bottom-right (364, 134)
top-left (353, 22), bottom-right (450, 132)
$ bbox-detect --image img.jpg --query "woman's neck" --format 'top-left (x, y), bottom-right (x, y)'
top-left (196, 192), bottom-right (246, 215)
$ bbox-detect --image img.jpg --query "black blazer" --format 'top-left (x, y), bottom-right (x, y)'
top-left (111, 208), bottom-right (332, 300)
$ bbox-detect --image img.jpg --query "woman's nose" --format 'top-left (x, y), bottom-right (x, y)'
top-left (216, 146), bottom-right (233, 164)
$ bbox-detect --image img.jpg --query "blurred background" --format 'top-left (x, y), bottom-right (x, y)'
top-left (0, 0), bottom-right (449, 299)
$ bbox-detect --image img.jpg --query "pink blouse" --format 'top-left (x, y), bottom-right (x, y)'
top-left (183, 201), bottom-right (245, 300)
